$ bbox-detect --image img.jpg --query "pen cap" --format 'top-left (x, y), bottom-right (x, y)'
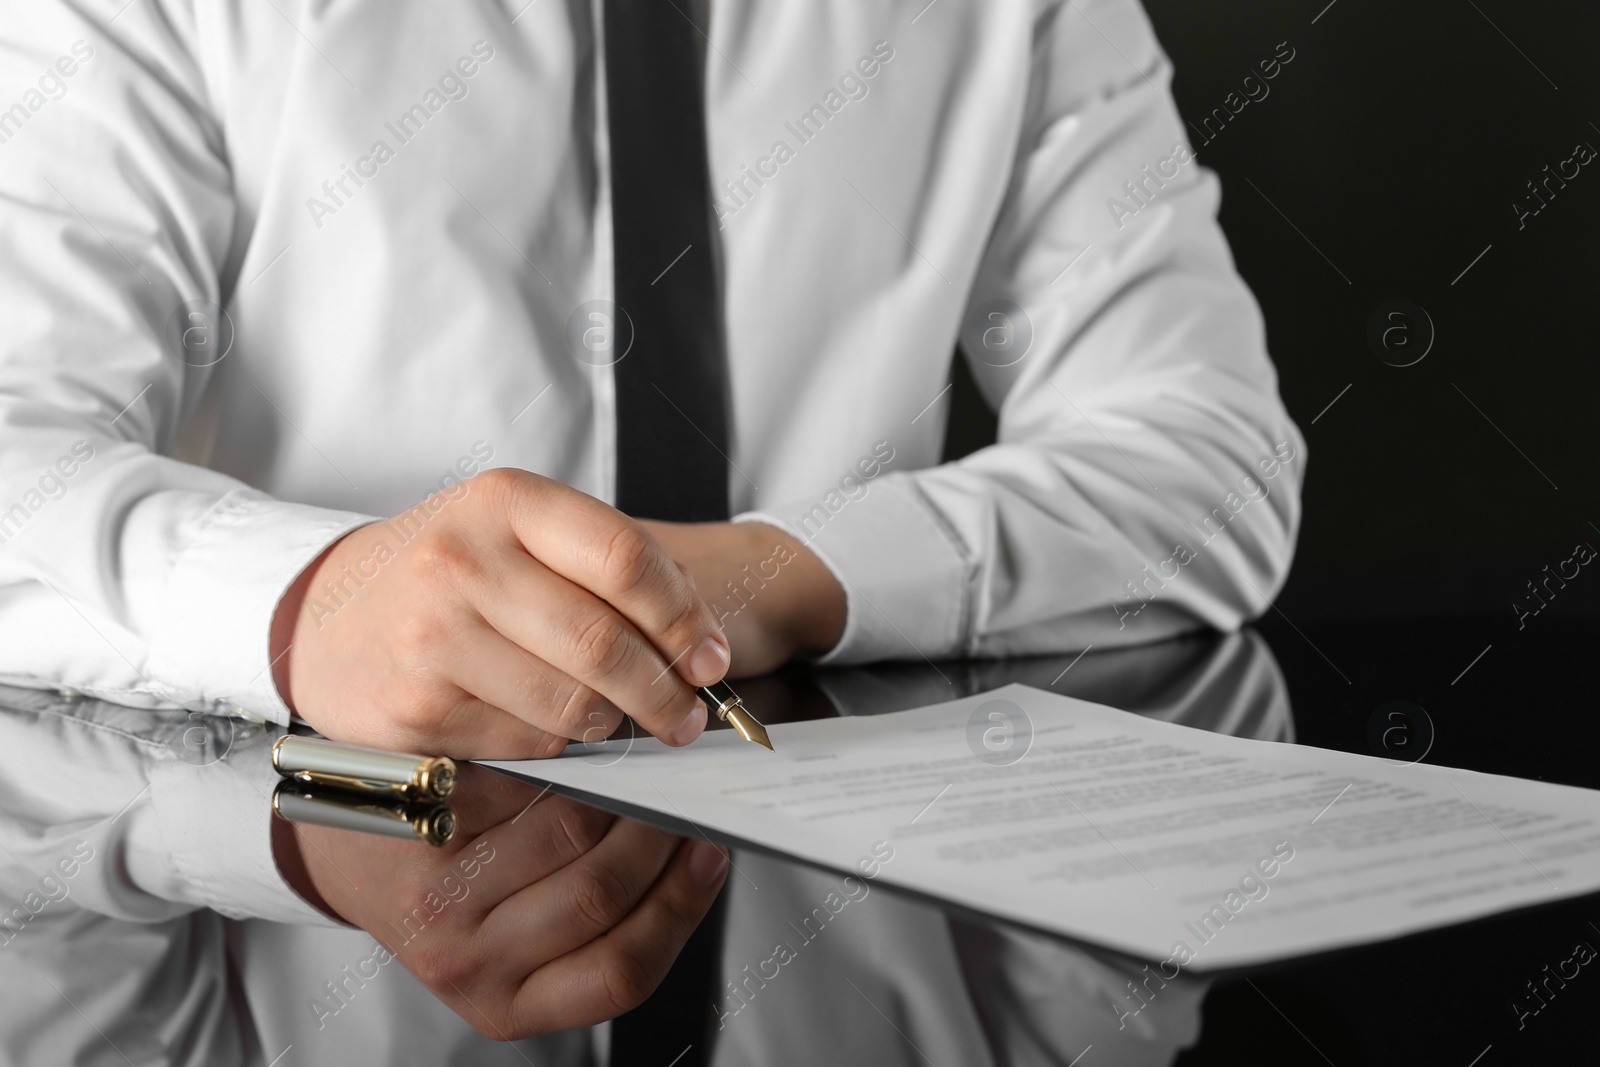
top-left (272, 782), bottom-right (458, 847)
top-left (272, 734), bottom-right (457, 800)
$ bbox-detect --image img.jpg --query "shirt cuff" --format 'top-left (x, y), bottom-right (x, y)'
top-left (146, 491), bottom-right (374, 725)
top-left (147, 731), bottom-right (344, 927)
top-left (735, 474), bottom-right (973, 665)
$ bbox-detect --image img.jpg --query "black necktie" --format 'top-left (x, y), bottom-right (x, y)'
top-left (606, 0), bottom-right (730, 524)
top-left (604, 2), bottom-right (728, 1065)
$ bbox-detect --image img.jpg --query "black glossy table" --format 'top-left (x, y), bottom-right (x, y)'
top-left (4, 613), bottom-right (1594, 1066)
top-left (701, 613), bottom-right (1600, 1066)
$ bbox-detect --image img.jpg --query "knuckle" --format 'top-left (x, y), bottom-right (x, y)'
top-left (385, 678), bottom-right (463, 751)
top-left (569, 864), bottom-right (634, 931)
top-left (526, 731), bottom-right (570, 759)
top-left (387, 678), bottom-right (447, 738)
top-left (568, 613), bottom-right (630, 678)
top-left (639, 673), bottom-right (690, 725)
top-left (551, 803), bottom-right (611, 863)
top-left (597, 523), bottom-right (656, 593)
top-left (556, 684), bottom-right (614, 741)
top-left (596, 946), bottom-right (656, 1015)
top-left (664, 588), bottom-right (708, 640)
top-left (469, 465), bottom-right (525, 507)
top-left (411, 530), bottom-right (481, 587)
top-left (674, 560), bottom-right (702, 595)
top-left (391, 610), bottom-right (454, 661)
top-left (405, 937), bottom-right (477, 993)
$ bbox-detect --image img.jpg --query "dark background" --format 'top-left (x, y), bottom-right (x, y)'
top-left (944, 0), bottom-right (1600, 624)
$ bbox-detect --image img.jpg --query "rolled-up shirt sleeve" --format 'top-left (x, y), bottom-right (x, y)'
top-left (0, 3), bottom-right (371, 722)
top-left (744, 0), bottom-right (1305, 663)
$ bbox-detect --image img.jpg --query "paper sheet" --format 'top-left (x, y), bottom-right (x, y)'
top-left (486, 684), bottom-right (1600, 970)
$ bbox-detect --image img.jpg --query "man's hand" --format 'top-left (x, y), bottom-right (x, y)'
top-left (271, 469), bottom-right (732, 758)
top-left (639, 520), bottom-right (846, 678)
top-left (273, 765), bottom-right (729, 1039)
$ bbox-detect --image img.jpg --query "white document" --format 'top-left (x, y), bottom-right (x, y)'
top-left (486, 683), bottom-right (1600, 971)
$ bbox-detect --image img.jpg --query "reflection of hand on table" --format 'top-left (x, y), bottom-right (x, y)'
top-left (273, 763), bottom-right (729, 1038)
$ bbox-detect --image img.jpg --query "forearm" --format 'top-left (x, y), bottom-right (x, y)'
top-left (0, 440), bottom-right (372, 718)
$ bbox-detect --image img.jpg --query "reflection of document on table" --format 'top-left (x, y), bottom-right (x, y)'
top-left (486, 683), bottom-right (1600, 970)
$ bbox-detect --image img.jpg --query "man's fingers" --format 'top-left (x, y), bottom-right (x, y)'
top-left (496, 474), bottom-right (730, 688)
top-left (471, 552), bottom-right (707, 746)
top-left (458, 793), bottom-right (619, 919)
top-left (510, 838), bottom-right (730, 1032)
top-left (441, 622), bottom-right (625, 744)
top-left (441, 763), bottom-right (567, 837)
top-left (412, 697), bottom-right (576, 764)
top-left (478, 819), bottom-right (684, 972)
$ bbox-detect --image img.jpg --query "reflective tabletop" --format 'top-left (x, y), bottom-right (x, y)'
top-left (2, 613), bottom-right (1595, 1066)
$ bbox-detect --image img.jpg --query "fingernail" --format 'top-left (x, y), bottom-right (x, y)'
top-left (670, 701), bottom-right (707, 746)
top-left (689, 638), bottom-right (730, 684)
top-left (689, 841), bottom-right (729, 887)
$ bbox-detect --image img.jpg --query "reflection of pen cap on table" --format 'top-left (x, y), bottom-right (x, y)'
top-left (272, 779), bottom-right (458, 846)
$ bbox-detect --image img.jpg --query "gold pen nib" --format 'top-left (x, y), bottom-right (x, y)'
top-left (721, 700), bottom-right (773, 751)
top-left (698, 682), bottom-right (774, 750)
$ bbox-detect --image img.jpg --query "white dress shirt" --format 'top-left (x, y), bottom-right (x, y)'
top-left (0, 0), bottom-right (1303, 1027)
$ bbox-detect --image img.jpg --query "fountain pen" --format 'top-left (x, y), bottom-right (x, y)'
top-left (697, 680), bottom-right (773, 750)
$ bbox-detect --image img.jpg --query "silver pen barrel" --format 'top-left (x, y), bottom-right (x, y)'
top-left (272, 734), bottom-right (458, 801)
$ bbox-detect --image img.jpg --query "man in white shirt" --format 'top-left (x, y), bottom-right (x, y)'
top-left (0, 0), bottom-right (1303, 1056)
